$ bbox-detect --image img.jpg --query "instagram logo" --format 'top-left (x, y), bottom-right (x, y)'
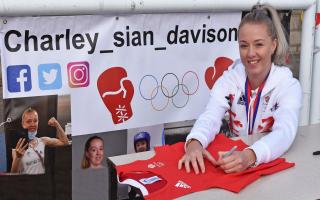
top-left (67, 61), bottom-right (90, 88)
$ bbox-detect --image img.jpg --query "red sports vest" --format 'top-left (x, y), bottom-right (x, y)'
top-left (116, 134), bottom-right (294, 200)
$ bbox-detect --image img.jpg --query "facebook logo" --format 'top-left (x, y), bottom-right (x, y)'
top-left (38, 63), bottom-right (62, 90)
top-left (7, 65), bottom-right (32, 93)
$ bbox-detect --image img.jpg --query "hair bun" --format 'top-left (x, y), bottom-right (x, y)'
top-left (251, 4), bottom-right (271, 18)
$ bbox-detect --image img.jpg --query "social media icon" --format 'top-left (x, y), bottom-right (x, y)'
top-left (7, 65), bottom-right (32, 93)
top-left (38, 63), bottom-right (62, 90)
top-left (67, 61), bottom-right (89, 88)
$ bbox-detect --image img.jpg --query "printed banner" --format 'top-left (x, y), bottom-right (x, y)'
top-left (0, 13), bottom-right (241, 135)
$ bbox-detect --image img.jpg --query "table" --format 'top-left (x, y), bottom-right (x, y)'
top-left (108, 124), bottom-right (320, 200)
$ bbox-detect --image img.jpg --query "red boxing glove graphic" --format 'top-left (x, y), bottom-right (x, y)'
top-left (205, 57), bottom-right (233, 89)
top-left (97, 67), bottom-right (134, 124)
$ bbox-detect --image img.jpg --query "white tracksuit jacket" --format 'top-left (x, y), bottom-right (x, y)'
top-left (186, 61), bottom-right (302, 165)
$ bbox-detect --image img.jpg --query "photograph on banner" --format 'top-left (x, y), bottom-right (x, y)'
top-left (127, 124), bottom-right (164, 154)
top-left (0, 94), bottom-right (71, 199)
top-left (72, 126), bottom-right (162, 200)
top-left (71, 129), bottom-right (129, 200)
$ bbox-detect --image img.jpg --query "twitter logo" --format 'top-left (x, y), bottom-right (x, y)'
top-left (38, 63), bottom-right (62, 90)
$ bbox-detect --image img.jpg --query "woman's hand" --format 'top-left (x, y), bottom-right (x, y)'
top-left (48, 117), bottom-right (57, 127)
top-left (178, 139), bottom-right (217, 174)
top-left (44, 117), bottom-right (69, 146)
top-left (14, 138), bottom-right (28, 159)
top-left (217, 149), bottom-right (256, 173)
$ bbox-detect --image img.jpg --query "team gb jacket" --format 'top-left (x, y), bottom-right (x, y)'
top-left (187, 61), bottom-right (302, 165)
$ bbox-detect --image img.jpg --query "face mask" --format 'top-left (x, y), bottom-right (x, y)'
top-left (28, 131), bottom-right (37, 140)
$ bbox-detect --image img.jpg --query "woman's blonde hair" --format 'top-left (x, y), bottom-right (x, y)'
top-left (239, 3), bottom-right (288, 66)
top-left (21, 107), bottom-right (38, 123)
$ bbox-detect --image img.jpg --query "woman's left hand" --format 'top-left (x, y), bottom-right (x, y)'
top-left (217, 149), bottom-right (256, 173)
top-left (48, 117), bottom-right (57, 127)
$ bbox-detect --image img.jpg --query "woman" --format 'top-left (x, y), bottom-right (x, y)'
top-left (178, 4), bottom-right (302, 174)
top-left (11, 107), bottom-right (69, 174)
top-left (81, 136), bottom-right (104, 169)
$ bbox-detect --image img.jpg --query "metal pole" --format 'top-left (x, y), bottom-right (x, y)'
top-left (299, 2), bottom-right (317, 126)
top-left (310, 0), bottom-right (320, 124)
top-left (0, 0), bottom-right (315, 16)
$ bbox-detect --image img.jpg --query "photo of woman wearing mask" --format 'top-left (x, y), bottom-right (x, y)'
top-left (11, 107), bottom-right (69, 174)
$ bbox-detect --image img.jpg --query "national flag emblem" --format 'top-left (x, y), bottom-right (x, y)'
top-left (175, 180), bottom-right (191, 189)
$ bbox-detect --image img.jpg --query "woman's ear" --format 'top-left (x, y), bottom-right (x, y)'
top-left (21, 120), bottom-right (26, 129)
top-left (272, 38), bottom-right (277, 54)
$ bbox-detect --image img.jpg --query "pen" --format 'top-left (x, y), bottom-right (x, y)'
top-left (313, 150), bottom-right (320, 155)
top-left (221, 146), bottom-right (237, 159)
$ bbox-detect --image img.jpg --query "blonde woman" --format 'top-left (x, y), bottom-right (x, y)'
top-left (11, 107), bottom-right (69, 174)
top-left (179, 4), bottom-right (302, 174)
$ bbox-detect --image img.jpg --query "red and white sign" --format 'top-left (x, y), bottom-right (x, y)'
top-left (69, 13), bottom-right (241, 135)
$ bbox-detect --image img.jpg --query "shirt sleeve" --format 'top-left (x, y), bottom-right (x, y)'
top-left (186, 70), bottom-right (234, 149)
top-left (250, 78), bottom-right (302, 165)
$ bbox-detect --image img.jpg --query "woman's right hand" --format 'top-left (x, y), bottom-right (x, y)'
top-left (178, 139), bottom-right (217, 174)
top-left (14, 138), bottom-right (28, 159)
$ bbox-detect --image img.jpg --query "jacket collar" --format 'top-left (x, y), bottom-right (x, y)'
top-left (232, 61), bottom-right (293, 97)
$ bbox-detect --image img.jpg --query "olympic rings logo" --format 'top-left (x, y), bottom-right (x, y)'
top-left (139, 71), bottom-right (199, 111)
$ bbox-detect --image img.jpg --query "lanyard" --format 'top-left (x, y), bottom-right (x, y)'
top-left (245, 73), bottom-right (269, 135)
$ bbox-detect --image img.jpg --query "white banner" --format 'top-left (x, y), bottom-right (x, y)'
top-left (0, 13), bottom-right (241, 135)
top-left (69, 13), bottom-right (241, 135)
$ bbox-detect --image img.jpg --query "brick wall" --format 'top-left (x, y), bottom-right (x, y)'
top-left (289, 10), bottom-right (303, 78)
